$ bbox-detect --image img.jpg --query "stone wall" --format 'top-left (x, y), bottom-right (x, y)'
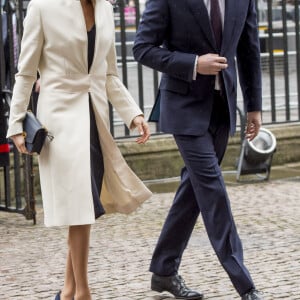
top-left (1, 123), bottom-right (300, 199)
top-left (118, 123), bottom-right (300, 180)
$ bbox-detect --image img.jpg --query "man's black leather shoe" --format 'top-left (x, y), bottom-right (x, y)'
top-left (241, 289), bottom-right (264, 300)
top-left (151, 273), bottom-right (204, 299)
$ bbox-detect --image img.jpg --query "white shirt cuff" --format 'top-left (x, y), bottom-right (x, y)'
top-left (193, 56), bottom-right (198, 80)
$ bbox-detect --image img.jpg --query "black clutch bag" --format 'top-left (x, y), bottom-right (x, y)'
top-left (23, 111), bottom-right (52, 154)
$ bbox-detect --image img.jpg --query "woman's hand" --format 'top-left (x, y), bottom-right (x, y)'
top-left (131, 115), bottom-right (151, 144)
top-left (10, 133), bottom-right (30, 154)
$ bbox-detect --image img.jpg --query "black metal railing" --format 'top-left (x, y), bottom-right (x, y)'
top-left (1, 0), bottom-right (300, 134)
top-left (1, 0), bottom-right (36, 223)
top-left (113, 0), bottom-right (300, 136)
top-left (1, 0), bottom-right (300, 221)
top-left (0, 89), bottom-right (36, 224)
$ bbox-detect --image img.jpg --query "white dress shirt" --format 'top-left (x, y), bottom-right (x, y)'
top-left (193, 0), bottom-right (226, 89)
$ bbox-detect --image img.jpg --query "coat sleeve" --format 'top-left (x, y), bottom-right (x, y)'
top-left (7, 0), bottom-right (44, 138)
top-left (105, 5), bottom-right (143, 130)
top-left (236, 0), bottom-right (262, 113)
top-left (132, 0), bottom-right (196, 82)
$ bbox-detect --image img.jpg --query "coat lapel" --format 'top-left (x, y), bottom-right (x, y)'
top-left (92, 0), bottom-right (106, 71)
top-left (66, 0), bottom-right (89, 72)
top-left (187, 0), bottom-right (216, 50)
top-left (221, 0), bottom-right (238, 54)
top-left (66, 0), bottom-right (107, 73)
top-left (187, 0), bottom-right (239, 54)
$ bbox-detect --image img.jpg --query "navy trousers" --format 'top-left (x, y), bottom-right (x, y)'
top-left (149, 92), bottom-right (254, 296)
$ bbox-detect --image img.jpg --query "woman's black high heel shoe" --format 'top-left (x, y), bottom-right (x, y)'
top-left (54, 291), bottom-right (61, 300)
top-left (55, 290), bottom-right (74, 300)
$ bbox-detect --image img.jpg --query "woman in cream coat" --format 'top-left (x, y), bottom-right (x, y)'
top-left (7, 0), bottom-right (152, 299)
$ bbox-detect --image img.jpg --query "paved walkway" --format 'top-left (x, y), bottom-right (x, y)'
top-left (1, 176), bottom-right (300, 300)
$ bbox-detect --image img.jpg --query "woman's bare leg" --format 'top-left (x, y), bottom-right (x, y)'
top-left (61, 249), bottom-right (76, 299)
top-left (61, 224), bottom-right (92, 300)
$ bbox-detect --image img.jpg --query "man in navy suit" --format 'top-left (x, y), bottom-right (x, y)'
top-left (133, 0), bottom-right (263, 299)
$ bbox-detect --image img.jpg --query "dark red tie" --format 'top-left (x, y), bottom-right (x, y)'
top-left (210, 0), bottom-right (222, 51)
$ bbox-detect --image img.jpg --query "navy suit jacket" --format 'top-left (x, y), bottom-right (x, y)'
top-left (133, 0), bottom-right (262, 136)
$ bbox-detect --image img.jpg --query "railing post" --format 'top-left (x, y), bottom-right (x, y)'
top-left (117, 0), bottom-right (130, 136)
top-left (267, 0), bottom-right (276, 123)
top-left (23, 153), bottom-right (36, 224)
top-left (281, 0), bottom-right (291, 121)
top-left (294, 0), bottom-right (300, 120)
top-left (134, 0), bottom-right (145, 113)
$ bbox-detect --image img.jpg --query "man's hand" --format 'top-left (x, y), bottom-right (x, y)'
top-left (245, 111), bottom-right (262, 141)
top-left (131, 115), bottom-right (151, 144)
top-left (10, 133), bottom-right (30, 154)
top-left (197, 53), bottom-right (228, 75)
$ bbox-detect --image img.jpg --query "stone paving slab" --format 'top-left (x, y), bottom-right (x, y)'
top-left (0, 178), bottom-right (300, 300)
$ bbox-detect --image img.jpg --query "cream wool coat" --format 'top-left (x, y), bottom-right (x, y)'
top-left (7, 0), bottom-right (152, 226)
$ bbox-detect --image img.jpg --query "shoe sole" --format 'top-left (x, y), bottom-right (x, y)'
top-left (151, 283), bottom-right (204, 300)
top-left (151, 282), bottom-right (164, 293)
